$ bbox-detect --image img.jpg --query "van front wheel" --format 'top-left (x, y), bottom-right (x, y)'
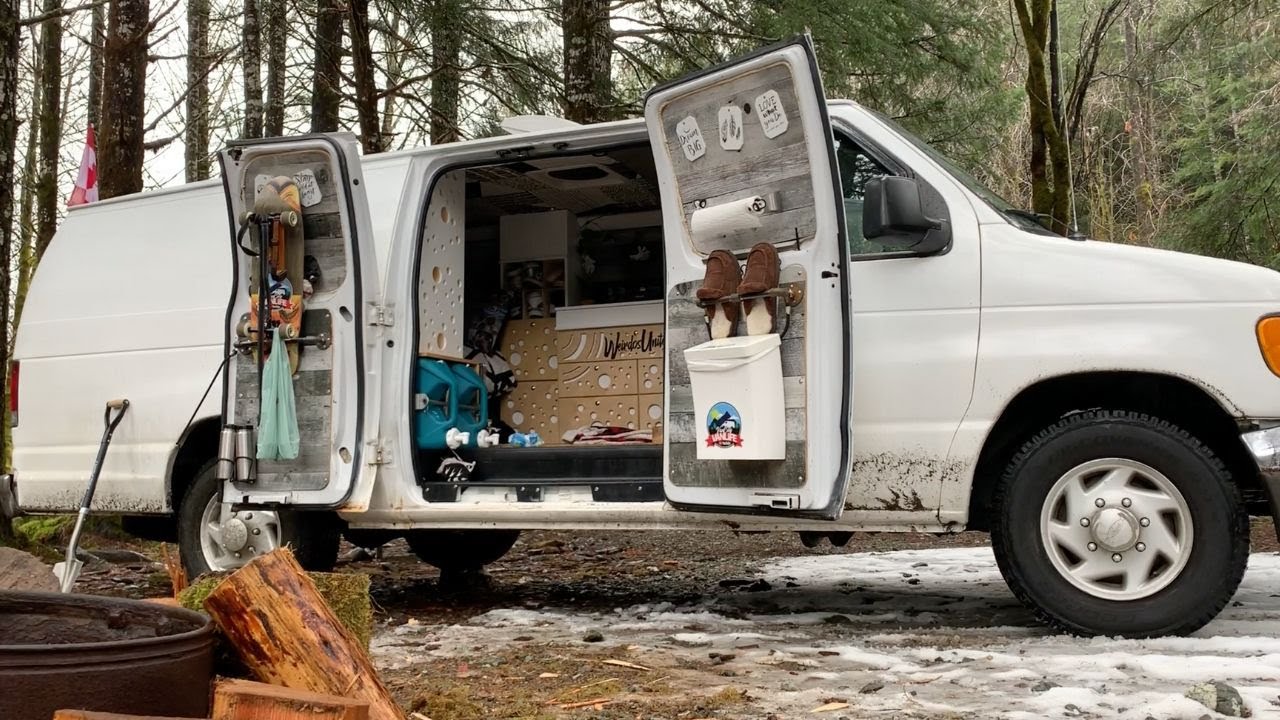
top-left (177, 463), bottom-right (340, 577)
top-left (992, 410), bottom-right (1249, 637)
top-left (405, 530), bottom-right (521, 572)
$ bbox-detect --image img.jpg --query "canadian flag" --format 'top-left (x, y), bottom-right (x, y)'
top-left (67, 123), bottom-right (98, 207)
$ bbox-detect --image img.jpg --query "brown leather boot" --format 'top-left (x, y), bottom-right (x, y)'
top-left (696, 249), bottom-right (742, 339)
top-left (738, 242), bottom-right (780, 335)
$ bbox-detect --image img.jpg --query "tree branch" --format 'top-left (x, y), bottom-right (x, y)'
top-left (19, 0), bottom-right (105, 27)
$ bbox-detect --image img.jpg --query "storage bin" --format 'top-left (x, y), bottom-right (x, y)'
top-left (414, 359), bottom-right (457, 449)
top-left (683, 334), bottom-right (784, 460)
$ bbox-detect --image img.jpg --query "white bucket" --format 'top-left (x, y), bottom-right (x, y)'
top-left (683, 333), bottom-right (785, 460)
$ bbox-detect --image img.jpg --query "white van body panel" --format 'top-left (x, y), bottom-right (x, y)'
top-left (12, 155), bottom-right (413, 513)
top-left (13, 182), bottom-right (229, 512)
top-left (12, 102), bottom-right (1280, 533)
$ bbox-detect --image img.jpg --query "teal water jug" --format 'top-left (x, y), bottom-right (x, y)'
top-left (414, 359), bottom-right (457, 449)
top-left (450, 362), bottom-right (489, 439)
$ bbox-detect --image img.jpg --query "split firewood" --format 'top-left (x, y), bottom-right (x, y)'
top-left (51, 707), bottom-right (192, 712)
top-left (159, 542), bottom-right (187, 596)
top-left (181, 566), bottom-right (373, 648)
top-left (212, 678), bottom-right (369, 720)
top-left (201, 548), bottom-right (405, 720)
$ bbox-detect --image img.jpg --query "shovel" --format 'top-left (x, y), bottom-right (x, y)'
top-left (55, 398), bottom-right (130, 593)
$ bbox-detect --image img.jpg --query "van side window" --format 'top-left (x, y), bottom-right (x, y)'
top-left (835, 133), bottom-right (895, 256)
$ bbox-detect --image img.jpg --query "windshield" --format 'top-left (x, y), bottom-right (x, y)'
top-left (866, 109), bottom-right (1057, 236)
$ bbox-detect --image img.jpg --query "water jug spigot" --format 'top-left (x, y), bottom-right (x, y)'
top-left (445, 427), bottom-right (471, 449)
top-left (476, 429), bottom-right (501, 448)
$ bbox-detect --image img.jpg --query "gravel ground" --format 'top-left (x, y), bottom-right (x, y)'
top-left (45, 517), bottom-right (1280, 719)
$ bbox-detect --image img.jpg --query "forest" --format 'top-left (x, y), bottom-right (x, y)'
top-left (0, 0), bottom-right (1276, 463)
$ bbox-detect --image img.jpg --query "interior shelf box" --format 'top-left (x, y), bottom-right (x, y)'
top-left (555, 301), bottom-right (665, 440)
top-left (496, 300), bottom-right (666, 444)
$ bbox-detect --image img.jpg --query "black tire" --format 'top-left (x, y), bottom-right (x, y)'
top-left (178, 462), bottom-right (341, 577)
top-left (992, 410), bottom-right (1249, 637)
top-left (405, 530), bottom-right (521, 572)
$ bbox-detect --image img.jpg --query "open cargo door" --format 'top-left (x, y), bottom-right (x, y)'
top-left (217, 133), bottom-right (382, 509)
top-left (647, 36), bottom-right (852, 518)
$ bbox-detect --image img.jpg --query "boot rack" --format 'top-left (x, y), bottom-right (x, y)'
top-left (696, 283), bottom-right (804, 340)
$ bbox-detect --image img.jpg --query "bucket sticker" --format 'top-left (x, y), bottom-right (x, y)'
top-left (706, 401), bottom-right (743, 448)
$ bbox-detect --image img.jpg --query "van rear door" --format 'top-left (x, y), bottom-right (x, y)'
top-left (647, 36), bottom-right (852, 518)
top-left (217, 133), bottom-right (382, 509)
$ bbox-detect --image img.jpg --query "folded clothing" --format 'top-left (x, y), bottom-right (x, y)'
top-left (562, 422), bottom-right (653, 445)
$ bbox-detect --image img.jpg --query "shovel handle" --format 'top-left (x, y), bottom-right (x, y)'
top-left (106, 398), bottom-right (129, 410)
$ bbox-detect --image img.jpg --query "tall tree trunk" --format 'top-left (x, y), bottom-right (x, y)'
top-left (561, 0), bottom-right (612, 124)
top-left (33, 0), bottom-right (62, 260)
top-left (310, 0), bottom-right (342, 133)
top-left (262, 0), bottom-right (284, 136)
top-left (184, 0), bottom-right (209, 180)
top-left (15, 63), bottom-right (40, 330)
top-left (347, 0), bottom-right (381, 153)
top-left (98, 0), bottom-right (149, 199)
top-left (0, 0), bottom-right (20, 505)
top-left (1124, 1), bottom-right (1155, 244)
top-left (1013, 0), bottom-right (1070, 235)
top-left (242, 0), bottom-right (263, 139)
top-left (87, 0), bottom-right (104, 127)
top-left (379, 6), bottom-right (402, 145)
top-left (429, 0), bottom-right (462, 144)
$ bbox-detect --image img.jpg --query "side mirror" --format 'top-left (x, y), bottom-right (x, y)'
top-left (862, 176), bottom-right (950, 255)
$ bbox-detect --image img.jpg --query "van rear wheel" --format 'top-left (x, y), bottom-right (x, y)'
top-left (405, 530), bottom-right (521, 572)
top-left (991, 410), bottom-right (1249, 637)
top-left (178, 463), bottom-right (340, 577)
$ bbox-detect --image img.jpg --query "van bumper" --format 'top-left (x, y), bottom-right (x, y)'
top-left (1241, 424), bottom-right (1280, 540)
top-left (0, 473), bottom-right (18, 519)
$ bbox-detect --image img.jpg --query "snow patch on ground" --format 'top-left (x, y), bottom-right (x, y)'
top-left (373, 547), bottom-right (1280, 718)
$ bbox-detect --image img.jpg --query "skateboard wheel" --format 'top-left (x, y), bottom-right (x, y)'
top-left (281, 324), bottom-right (299, 339)
top-left (282, 210), bottom-right (299, 227)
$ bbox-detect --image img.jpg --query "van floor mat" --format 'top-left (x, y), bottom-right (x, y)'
top-left (416, 446), bottom-right (663, 503)
top-left (466, 446), bottom-right (661, 483)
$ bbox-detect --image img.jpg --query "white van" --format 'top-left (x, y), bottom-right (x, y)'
top-left (10, 39), bottom-right (1280, 637)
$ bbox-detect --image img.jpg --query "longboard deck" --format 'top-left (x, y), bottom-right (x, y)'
top-left (242, 176), bottom-right (307, 375)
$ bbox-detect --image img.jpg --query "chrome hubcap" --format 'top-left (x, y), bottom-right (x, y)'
top-left (199, 494), bottom-right (282, 571)
top-left (1040, 458), bottom-right (1193, 601)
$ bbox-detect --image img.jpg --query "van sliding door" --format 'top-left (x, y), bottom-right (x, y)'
top-left (217, 133), bottom-right (382, 509)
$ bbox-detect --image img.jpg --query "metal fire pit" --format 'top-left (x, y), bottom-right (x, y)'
top-left (0, 590), bottom-right (214, 720)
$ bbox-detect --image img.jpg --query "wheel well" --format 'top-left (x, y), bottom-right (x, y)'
top-left (967, 371), bottom-right (1260, 531)
top-left (168, 416), bottom-right (222, 515)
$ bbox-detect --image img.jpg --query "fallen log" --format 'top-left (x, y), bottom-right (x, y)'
top-left (202, 548), bottom-right (404, 720)
top-left (212, 678), bottom-right (369, 720)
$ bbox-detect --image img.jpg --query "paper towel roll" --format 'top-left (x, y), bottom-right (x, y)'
top-left (690, 196), bottom-right (767, 242)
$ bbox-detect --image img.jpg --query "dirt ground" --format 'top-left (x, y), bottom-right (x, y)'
top-left (56, 518), bottom-right (1280, 719)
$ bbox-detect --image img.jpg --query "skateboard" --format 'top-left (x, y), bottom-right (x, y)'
top-left (238, 175), bottom-right (306, 374)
